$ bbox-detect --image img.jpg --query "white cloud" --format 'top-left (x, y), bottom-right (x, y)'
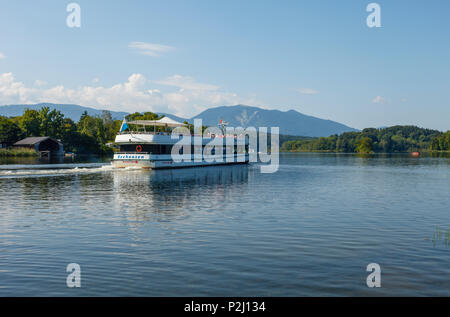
top-left (297, 88), bottom-right (320, 95)
top-left (372, 96), bottom-right (386, 104)
top-left (154, 74), bottom-right (219, 91)
top-left (0, 52), bottom-right (5, 59)
top-left (34, 80), bottom-right (47, 87)
top-left (0, 72), bottom-right (39, 103)
top-left (155, 75), bottom-right (258, 115)
top-left (128, 42), bottom-right (175, 57)
top-left (0, 72), bottom-right (260, 118)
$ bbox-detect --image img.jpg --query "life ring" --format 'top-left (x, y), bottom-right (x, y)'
top-left (136, 145), bottom-right (143, 152)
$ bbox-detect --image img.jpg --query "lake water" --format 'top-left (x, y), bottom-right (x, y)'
top-left (0, 153), bottom-right (449, 296)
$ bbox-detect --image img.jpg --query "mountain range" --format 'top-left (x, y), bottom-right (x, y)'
top-left (187, 105), bottom-right (357, 137)
top-left (0, 103), bottom-right (358, 137)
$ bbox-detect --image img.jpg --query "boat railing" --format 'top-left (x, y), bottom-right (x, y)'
top-left (118, 131), bottom-right (171, 135)
top-left (118, 131), bottom-right (207, 136)
top-left (118, 131), bottom-right (247, 139)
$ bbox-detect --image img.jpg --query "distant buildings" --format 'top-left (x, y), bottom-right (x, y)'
top-left (13, 137), bottom-right (64, 157)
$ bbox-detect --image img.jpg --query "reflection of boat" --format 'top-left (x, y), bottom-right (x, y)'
top-left (112, 118), bottom-right (249, 169)
top-left (112, 165), bottom-right (250, 226)
top-left (113, 164), bottom-right (249, 186)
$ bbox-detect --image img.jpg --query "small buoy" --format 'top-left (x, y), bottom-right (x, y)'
top-left (411, 151), bottom-right (420, 157)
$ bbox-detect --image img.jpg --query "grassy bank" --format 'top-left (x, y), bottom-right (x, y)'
top-left (0, 148), bottom-right (38, 157)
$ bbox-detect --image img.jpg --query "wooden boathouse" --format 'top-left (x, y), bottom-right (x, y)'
top-left (13, 137), bottom-right (64, 157)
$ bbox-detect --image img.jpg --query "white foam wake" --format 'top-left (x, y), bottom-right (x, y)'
top-left (0, 163), bottom-right (116, 178)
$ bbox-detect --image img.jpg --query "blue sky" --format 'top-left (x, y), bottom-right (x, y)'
top-left (0, 0), bottom-right (449, 130)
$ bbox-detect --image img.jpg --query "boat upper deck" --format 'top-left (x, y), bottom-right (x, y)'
top-left (115, 132), bottom-right (250, 145)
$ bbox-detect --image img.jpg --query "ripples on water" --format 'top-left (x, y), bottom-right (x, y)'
top-left (0, 153), bottom-right (449, 296)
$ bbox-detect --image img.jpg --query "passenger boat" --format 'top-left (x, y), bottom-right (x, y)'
top-left (112, 117), bottom-right (249, 169)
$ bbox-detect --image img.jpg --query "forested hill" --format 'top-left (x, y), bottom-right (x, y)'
top-left (281, 126), bottom-right (449, 153)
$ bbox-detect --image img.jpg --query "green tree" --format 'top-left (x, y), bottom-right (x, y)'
top-left (125, 111), bottom-right (160, 121)
top-left (0, 116), bottom-right (23, 144)
top-left (281, 126), bottom-right (441, 153)
top-left (356, 137), bottom-right (373, 154)
top-left (19, 109), bottom-right (41, 136)
top-left (78, 113), bottom-right (99, 137)
top-left (37, 107), bottom-right (64, 138)
top-left (3, 106), bottom-right (119, 155)
top-left (431, 131), bottom-right (450, 151)
top-left (60, 118), bottom-right (79, 152)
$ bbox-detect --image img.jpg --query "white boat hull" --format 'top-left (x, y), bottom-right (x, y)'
top-left (112, 154), bottom-right (249, 169)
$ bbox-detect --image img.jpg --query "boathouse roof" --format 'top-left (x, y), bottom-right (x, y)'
top-left (14, 137), bottom-right (61, 146)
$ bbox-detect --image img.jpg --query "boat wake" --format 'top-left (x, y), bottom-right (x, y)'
top-left (0, 163), bottom-right (117, 178)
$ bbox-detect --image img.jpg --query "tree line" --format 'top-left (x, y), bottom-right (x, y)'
top-left (430, 131), bottom-right (450, 151)
top-left (0, 107), bottom-right (123, 155)
top-left (281, 126), bottom-right (449, 153)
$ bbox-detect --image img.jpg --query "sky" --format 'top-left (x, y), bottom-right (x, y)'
top-left (0, 0), bottom-right (449, 131)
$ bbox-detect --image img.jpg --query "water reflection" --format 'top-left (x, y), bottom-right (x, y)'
top-left (11, 176), bottom-right (73, 203)
top-left (431, 225), bottom-right (450, 248)
top-left (428, 152), bottom-right (450, 158)
top-left (113, 165), bottom-right (249, 227)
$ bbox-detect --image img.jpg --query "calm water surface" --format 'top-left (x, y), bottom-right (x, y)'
top-left (0, 153), bottom-right (449, 296)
